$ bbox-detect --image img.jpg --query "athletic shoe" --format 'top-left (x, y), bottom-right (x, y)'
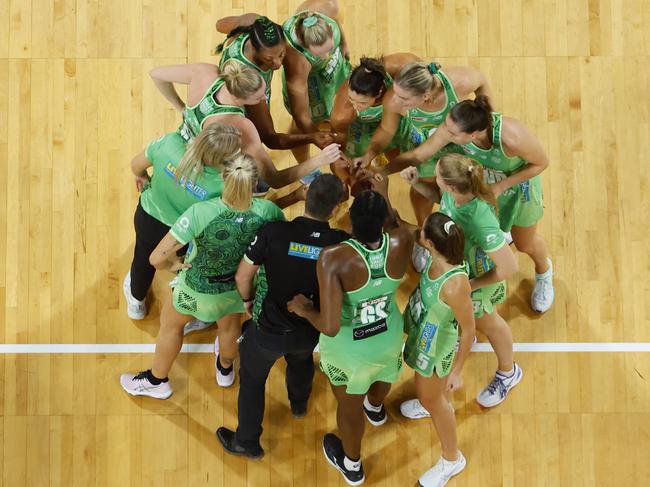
top-left (290, 400), bottom-right (308, 418)
top-left (476, 363), bottom-right (523, 408)
top-left (362, 397), bottom-right (387, 426)
top-left (253, 178), bottom-right (270, 197)
top-left (183, 319), bottom-right (213, 336)
top-left (418, 451), bottom-right (467, 487)
top-left (120, 370), bottom-right (172, 399)
top-left (299, 167), bottom-right (322, 185)
top-left (412, 243), bottom-right (429, 273)
top-left (123, 272), bottom-right (146, 320)
top-left (215, 353), bottom-right (235, 387)
top-left (531, 259), bottom-right (554, 313)
top-left (216, 427), bottom-right (264, 460)
top-left (400, 398), bottom-right (431, 419)
top-left (322, 433), bottom-right (365, 486)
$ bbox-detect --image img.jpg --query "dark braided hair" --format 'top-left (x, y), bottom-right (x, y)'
top-left (349, 57), bottom-right (388, 97)
top-left (215, 16), bottom-right (284, 54)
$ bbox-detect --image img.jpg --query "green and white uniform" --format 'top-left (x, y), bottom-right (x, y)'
top-left (406, 69), bottom-right (461, 177)
top-left (458, 112), bottom-right (544, 231)
top-left (404, 258), bottom-right (467, 377)
top-left (140, 132), bottom-right (225, 226)
top-left (178, 77), bottom-right (246, 143)
top-left (281, 12), bottom-right (352, 123)
top-left (169, 198), bottom-right (284, 322)
top-left (344, 75), bottom-right (413, 158)
top-left (219, 33), bottom-right (274, 105)
top-left (440, 192), bottom-right (507, 318)
top-left (319, 233), bottom-right (404, 394)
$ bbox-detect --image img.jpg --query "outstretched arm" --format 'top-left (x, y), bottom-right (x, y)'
top-left (216, 13), bottom-right (262, 34)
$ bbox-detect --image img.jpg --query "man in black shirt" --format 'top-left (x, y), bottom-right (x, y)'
top-left (216, 174), bottom-right (348, 460)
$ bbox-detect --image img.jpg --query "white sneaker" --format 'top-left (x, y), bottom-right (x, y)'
top-left (120, 371), bottom-right (172, 399)
top-left (183, 319), bottom-right (214, 336)
top-left (476, 363), bottom-right (523, 408)
top-left (123, 272), bottom-right (146, 319)
top-left (412, 243), bottom-right (429, 273)
top-left (418, 451), bottom-right (466, 487)
top-left (531, 259), bottom-right (554, 313)
top-left (400, 399), bottom-right (431, 419)
top-left (215, 347), bottom-right (235, 387)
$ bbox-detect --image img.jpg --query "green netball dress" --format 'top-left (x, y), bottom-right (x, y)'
top-left (458, 112), bottom-right (544, 231)
top-left (281, 12), bottom-right (352, 123)
top-left (219, 33), bottom-right (274, 105)
top-left (344, 75), bottom-right (413, 158)
top-left (319, 233), bottom-right (404, 394)
top-left (169, 198), bottom-right (284, 322)
top-left (404, 258), bottom-right (468, 377)
top-left (439, 192), bottom-right (507, 318)
top-left (178, 77), bottom-right (246, 143)
top-left (405, 69), bottom-right (461, 177)
top-left (140, 132), bottom-right (225, 226)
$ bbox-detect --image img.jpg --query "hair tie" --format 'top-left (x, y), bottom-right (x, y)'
top-left (427, 62), bottom-right (439, 74)
top-left (468, 165), bottom-right (474, 173)
top-left (303, 15), bottom-right (318, 27)
top-left (443, 220), bottom-right (455, 235)
top-left (235, 166), bottom-right (242, 170)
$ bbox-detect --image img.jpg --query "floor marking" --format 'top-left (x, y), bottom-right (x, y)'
top-left (0, 343), bottom-right (649, 354)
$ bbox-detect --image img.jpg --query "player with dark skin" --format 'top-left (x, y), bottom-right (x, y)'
top-left (215, 14), bottom-right (336, 151)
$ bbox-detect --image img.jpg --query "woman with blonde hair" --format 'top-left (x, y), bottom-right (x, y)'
top-left (401, 153), bottom-right (521, 410)
top-left (150, 58), bottom-right (343, 189)
top-left (123, 123), bottom-right (241, 320)
top-left (282, 0), bottom-right (351, 168)
top-left (358, 61), bottom-right (492, 225)
top-left (120, 154), bottom-right (285, 396)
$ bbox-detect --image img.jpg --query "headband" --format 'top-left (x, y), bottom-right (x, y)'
top-left (303, 15), bottom-right (318, 27)
top-left (443, 220), bottom-right (455, 234)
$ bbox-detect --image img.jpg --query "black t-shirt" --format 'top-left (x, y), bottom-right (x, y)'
top-left (245, 216), bottom-right (349, 333)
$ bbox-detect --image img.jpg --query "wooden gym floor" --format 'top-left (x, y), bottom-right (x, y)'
top-left (1, 0), bottom-right (649, 485)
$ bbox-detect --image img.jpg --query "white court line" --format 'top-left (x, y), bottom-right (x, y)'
top-left (0, 343), bottom-right (649, 354)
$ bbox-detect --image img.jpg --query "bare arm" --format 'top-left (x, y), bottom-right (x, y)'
top-left (441, 275), bottom-right (475, 387)
top-left (329, 81), bottom-right (356, 148)
top-left (357, 93), bottom-right (403, 167)
top-left (446, 65), bottom-right (494, 104)
top-left (399, 167), bottom-right (441, 203)
top-left (283, 49), bottom-right (319, 133)
top-left (149, 64), bottom-right (201, 113)
top-left (287, 247), bottom-right (344, 337)
top-left (215, 13), bottom-right (261, 34)
top-left (149, 232), bottom-right (191, 272)
top-left (131, 149), bottom-right (152, 193)
top-left (492, 119), bottom-right (550, 195)
top-left (470, 243), bottom-right (518, 291)
top-left (235, 258), bottom-right (260, 315)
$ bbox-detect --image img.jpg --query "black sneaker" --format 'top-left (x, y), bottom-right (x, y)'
top-left (322, 433), bottom-right (365, 486)
top-left (290, 400), bottom-right (308, 418)
top-left (253, 178), bottom-right (270, 197)
top-left (216, 427), bottom-right (264, 460)
top-left (362, 399), bottom-right (387, 426)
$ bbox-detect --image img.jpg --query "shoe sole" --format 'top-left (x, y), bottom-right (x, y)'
top-left (476, 367), bottom-right (524, 408)
top-left (216, 430), bottom-right (264, 460)
top-left (418, 455), bottom-right (467, 486)
top-left (322, 443), bottom-right (365, 486)
top-left (121, 385), bottom-right (172, 400)
top-left (363, 409), bottom-right (387, 426)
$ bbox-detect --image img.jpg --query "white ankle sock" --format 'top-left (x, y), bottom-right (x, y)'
top-left (536, 258), bottom-right (553, 280)
top-left (363, 396), bottom-right (382, 412)
top-left (344, 455), bottom-right (361, 471)
top-left (497, 367), bottom-right (515, 378)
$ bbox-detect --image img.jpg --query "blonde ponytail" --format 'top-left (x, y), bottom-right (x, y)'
top-left (221, 153), bottom-right (258, 211)
top-left (438, 153), bottom-right (497, 211)
top-left (395, 62), bottom-right (441, 95)
top-left (295, 11), bottom-right (333, 47)
top-left (176, 123), bottom-right (241, 184)
top-left (220, 59), bottom-right (264, 100)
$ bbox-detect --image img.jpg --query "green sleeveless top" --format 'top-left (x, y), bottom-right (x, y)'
top-left (405, 259), bottom-right (467, 337)
top-left (219, 33), bottom-right (274, 105)
top-left (407, 69), bottom-right (460, 136)
top-left (319, 233), bottom-right (403, 352)
top-left (458, 112), bottom-right (527, 183)
top-left (178, 77), bottom-right (246, 143)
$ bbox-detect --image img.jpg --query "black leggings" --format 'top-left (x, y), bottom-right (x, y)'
top-left (129, 201), bottom-right (172, 301)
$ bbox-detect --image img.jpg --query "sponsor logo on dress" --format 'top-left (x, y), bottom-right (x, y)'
top-left (164, 162), bottom-right (209, 200)
top-left (287, 242), bottom-right (323, 260)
